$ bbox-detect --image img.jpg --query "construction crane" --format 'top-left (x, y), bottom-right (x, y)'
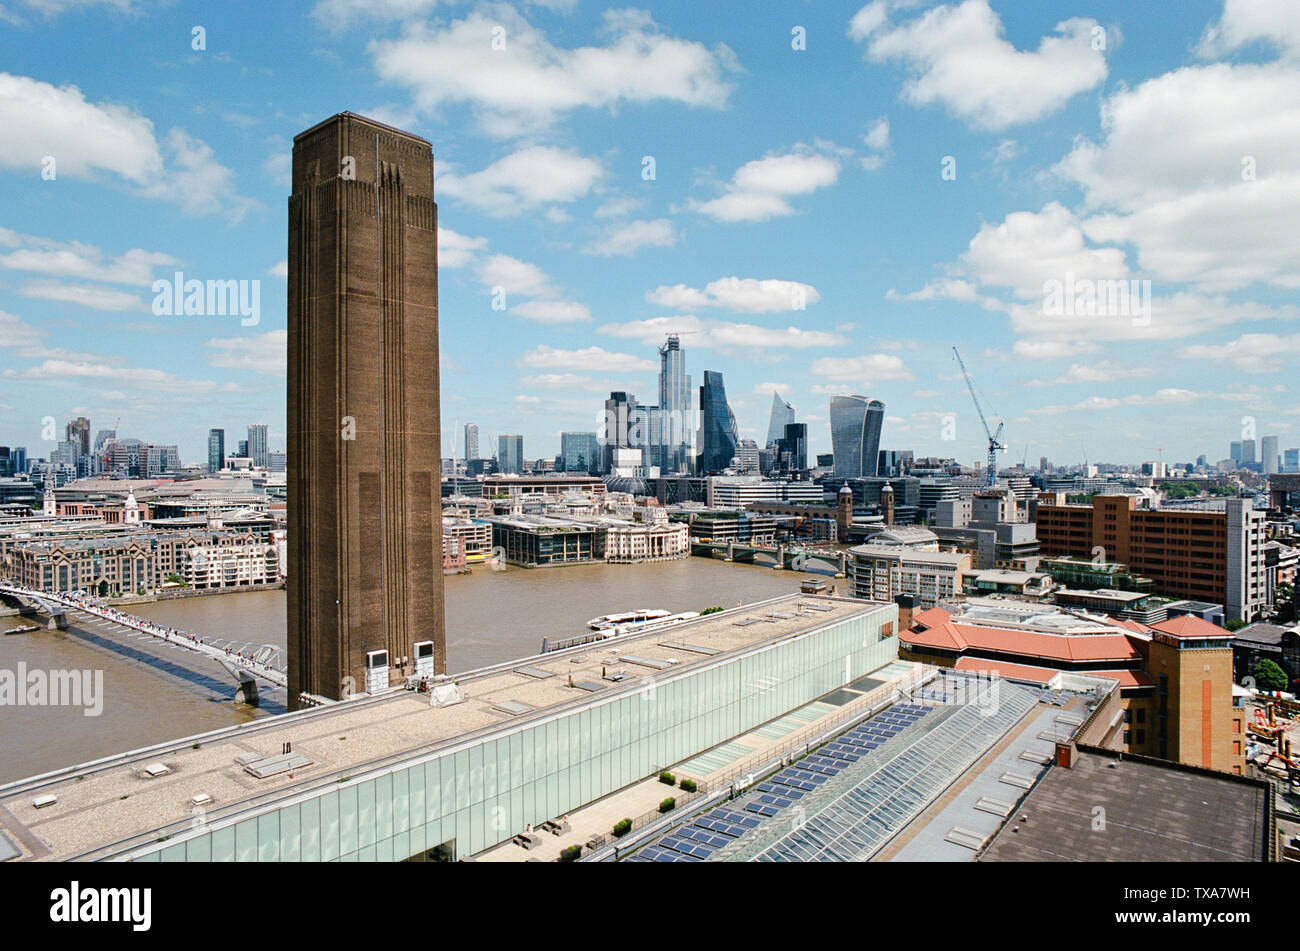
top-left (952, 346), bottom-right (1005, 487)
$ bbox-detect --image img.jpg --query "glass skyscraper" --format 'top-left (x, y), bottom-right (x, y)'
top-left (657, 335), bottom-right (692, 474)
top-left (464, 423), bottom-right (479, 460)
top-left (208, 428), bottom-right (225, 473)
top-left (498, 434), bottom-right (524, 474)
top-left (766, 391), bottom-right (795, 448)
top-left (247, 423), bottom-right (269, 468)
top-left (560, 432), bottom-right (600, 474)
top-left (830, 396), bottom-right (885, 479)
top-left (697, 371), bottom-right (738, 474)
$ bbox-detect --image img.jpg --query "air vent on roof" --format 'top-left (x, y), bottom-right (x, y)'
top-left (192, 793), bottom-right (212, 806)
top-left (31, 794), bottom-right (56, 809)
top-left (492, 700), bottom-right (534, 716)
top-left (142, 762), bottom-right (171, 778)
top-left (515, 666), bottom-right (554, 679)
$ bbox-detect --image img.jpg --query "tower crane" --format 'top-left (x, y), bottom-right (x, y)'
top-left (952, 346), bottom-right (1005, 487)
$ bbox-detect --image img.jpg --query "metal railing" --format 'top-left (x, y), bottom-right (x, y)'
top-left (577, 784), bottom-right (705, 858)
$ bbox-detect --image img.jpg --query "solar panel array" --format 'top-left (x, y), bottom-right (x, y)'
top-left (748, 679), bottom-right (1039, 862)
top-left (625, 703), bottom-right (934, 863)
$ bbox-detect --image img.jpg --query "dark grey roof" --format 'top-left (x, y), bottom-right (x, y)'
top-left (980, 749), bottom-right (1270, 862)
top-left (1234, 623), bottom-right (1294, 647)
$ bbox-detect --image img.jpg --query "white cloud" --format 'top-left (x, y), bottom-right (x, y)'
top-left (517, 345), bottom-right (656, 372)
top-left (1053, 63), bottom-right (1300, 292)
top-left (584, 218), bottom-right (676, 257)
top-left (1198, 0), bottom-right (1300, 60)
top-left (518, 372), bottom-right (612, 390)
top-left (962, 202), bottom-right (1130, 299)
top-left (599, 316), bottom-right (845, 351)
top-left (0, 73), bottom-right (253, 221)
top-left (268, 260), bottom-right (288, 279)
top-left (648, 276), bottom-right (820, 313)
top-left (438, 146), bottom-right (602, 216)
top-left (437, 227), bottom-right (488, 268)
top-left (313, 0), bottom-right (578, 32)
top-left (810, 353), bottom-right (913, 381)
top-left (19, 280), bottom-right (142, 311)
top-left (849, 0), bottom-right (1108, 130)
top-left (1179, 332), bottom-right (1300, 373)
top-left (368, 9), bottom-right (737, 137)
top-left (475, 254), bottom-right (555, 298)
top-left (690, 146), bottom-right (841, 222)
top-left (511, 299), bottom-right (591, 324)
top-left (205, 331), bottom-right (288, 376)
top-left (0, 229), bottom-right (178, 286)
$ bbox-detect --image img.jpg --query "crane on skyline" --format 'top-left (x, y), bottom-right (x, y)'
top-left (953, 346), bottom-right (1005, 487)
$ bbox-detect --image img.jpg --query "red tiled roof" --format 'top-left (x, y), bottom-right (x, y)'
top-left (952, 658), bottom-right (1153, 688)
top-left (1150, 614), bottom-right (1229, 639)
top-left (952, 657), bottom-right (1059, 685)
top-left (903, 619), bottom-right (1142, 663)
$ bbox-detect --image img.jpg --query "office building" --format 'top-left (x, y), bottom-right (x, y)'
top-left (849, 534), bottom-right (970, 609)
top-left (1286, 448), bottom-right (1300, 474)
top-left (463, 423), bottom-right (479, 461)
top-left (602, 391), bottom-right (650, 474)
top-left (776, 422), bottom-right (807, 472)
top-left (765, 391), bottom-right (795, 448)
top-left (1226, 499), bottom-right (1267, 623)
top-left (208, 429), bottom-right (225, 473)
top-left (247, 423), bottom-right (269, 469)
top-left (65, 417), bottom-right (90, 459)
top-left (1262, 435), bottom-right (1279, 475)
top-left (696, 371), bottom-right (738, 474)
top-left (1036, 494), bottom-right (1265, 621)
top-left (1242, 438), bottom-right (1257, 466)
top-left (657, 335), bottom-right (692, 473)
top-left (287, 112), bottom-right (446, 707)
top-left (497, 435), bottom-right (524, 475)
top-left (559, 432), bottom-right (600, 475)
top-left (830, 395), bottom-right (884, 479)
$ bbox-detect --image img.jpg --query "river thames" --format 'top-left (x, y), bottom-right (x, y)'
top-left (0, 557), bottom-right (835, 782)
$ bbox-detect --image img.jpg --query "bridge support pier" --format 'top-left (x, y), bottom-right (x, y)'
top-left (836, 552), bottom-right (848, 578)
top-left (726, 542), bottom-right (734, 563)
top-left (774, 545), bottom-right (785, 569)
top-left (233, 670), bottom-right (260, 706)
top-left (46, 612), bottom-right (67, 631)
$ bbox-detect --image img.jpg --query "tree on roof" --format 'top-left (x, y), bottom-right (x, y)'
top-left (1253, 658), bottom-right (1288, 692)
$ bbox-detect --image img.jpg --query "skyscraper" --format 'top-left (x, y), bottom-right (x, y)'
top-left (830, 395), bottom-right (885, 478)
top-left (287, 112), bottom-right (445, 708)
top-left (1230, 441), bottom-right (1243, 466)
top-left (1242, 439), bottom-right (1257, 466)
top-left (464, 423), bottom-right (479, 460)
top-left (247, 423), bottom-right (269, 468)
top-left (777, 422), bottom-right (807, 472)
top-left (208, 428), bottom-right (225, 473)
top-left (765, 391), bottom-right (795, 448)
top-left (65, 417), bottom-right (90, 459)
top-left (657, 335), bottom-right (692, 473)
top-left (498, 435), bottom-right (523, 474)
top-left (697, 371), bottom-right (738, 474)
top-left (561, 432), bottom-right (600, 474)
top-left (1262, 435), bottom-right (1279, 475)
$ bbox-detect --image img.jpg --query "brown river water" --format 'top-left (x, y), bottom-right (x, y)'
top-left (0, 558), bottom-right (833, 782)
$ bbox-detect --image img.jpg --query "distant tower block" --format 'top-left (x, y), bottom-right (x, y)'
top-left (287, 113), bottom-right (446, 709)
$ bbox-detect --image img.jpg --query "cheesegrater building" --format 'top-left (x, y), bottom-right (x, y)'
top-left (287, 112), bottom-right (446, 708)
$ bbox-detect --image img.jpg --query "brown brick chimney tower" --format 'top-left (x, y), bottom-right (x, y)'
top-left (287, 112), bottom-right (445, 708)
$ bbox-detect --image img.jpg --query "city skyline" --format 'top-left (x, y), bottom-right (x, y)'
top-left (1, 2), bottom-right (1298, 468)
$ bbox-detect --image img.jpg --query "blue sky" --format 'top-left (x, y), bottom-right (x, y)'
top-left (0, 0), bottom-right (1297, 468)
